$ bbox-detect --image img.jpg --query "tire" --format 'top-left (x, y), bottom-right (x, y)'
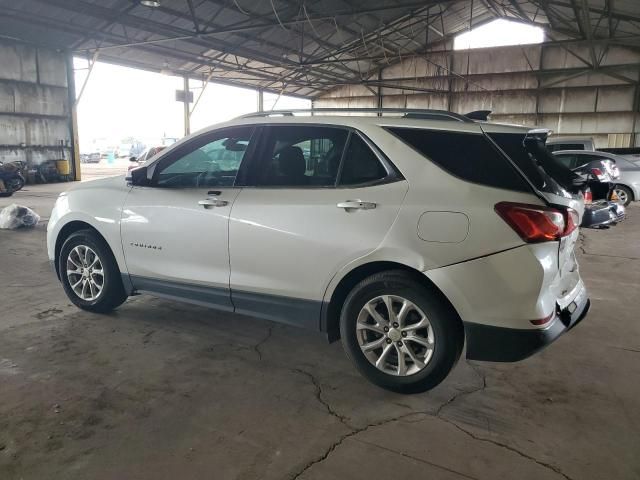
top-left (58, 229), bottom-right (127, 313)
top-left (614, 185), bottom-right (633, 207)
top-left (340, 270), bottom-right (464, 394)
top-left (0, 191), bottom-right (13, 197)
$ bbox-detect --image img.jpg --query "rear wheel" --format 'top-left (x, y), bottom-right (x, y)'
top-left (614, 185), bottom-right (633, 206)
top-left (59, 229), bottom-right (127, 313)
top-left (340, 270), bottom-right (463, 393)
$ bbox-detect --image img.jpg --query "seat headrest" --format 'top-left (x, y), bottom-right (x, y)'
top-left (278, 146), bottom-right (306, 178)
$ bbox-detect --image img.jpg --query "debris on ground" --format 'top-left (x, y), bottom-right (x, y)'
top-left (0, 204), bottom-right (40, 229)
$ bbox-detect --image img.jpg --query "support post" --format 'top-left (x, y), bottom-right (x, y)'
top-left (632, 83), bottom-right (640, 147)
top-left (257, 89), bottom-right (264, 112)
top-left (65, 53), bottom-right (81, 181)
top-left (183, 75), bottom-right (190, 137)
top-left (377, 70), bottom-right (383, 116)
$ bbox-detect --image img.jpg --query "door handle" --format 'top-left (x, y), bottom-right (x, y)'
top-left (337, 200), bottom-right (377, 210)
top-left (198, 198), bottom-right (229, 208)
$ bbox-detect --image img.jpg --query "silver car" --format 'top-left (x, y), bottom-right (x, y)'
top-left (553, 150), bottom-right (640, 206)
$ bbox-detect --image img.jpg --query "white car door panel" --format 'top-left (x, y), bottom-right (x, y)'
top-left (228, 124), bottom-right (408, 327)
top-left (229, 182), bottom-right (408, 301)
top-left (121, 187), bottom-right (240, 292)
top-left (120, 125), bottom-right (255, 310)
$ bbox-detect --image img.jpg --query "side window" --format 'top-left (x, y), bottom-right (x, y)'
top-left (548, 143), bottom-right (585, 153)
top-left (155, 127), bottom-right (253, 188)
top-left (554, 154), bottom-right (576, 169)
top-left (251, 126), bottom-right (348, 187)
top-left (338, 134), bottom-right (388, 186)
top-left (389, 128), bottom-right (530, 192)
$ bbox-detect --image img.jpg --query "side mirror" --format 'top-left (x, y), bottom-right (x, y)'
top-left (129, 156), bottom-right (138, 162)
top-left (126, 166), bottom-right (149, 186)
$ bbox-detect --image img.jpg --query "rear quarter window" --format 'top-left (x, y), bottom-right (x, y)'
top-left (387, 128), bottom-right (530, 192)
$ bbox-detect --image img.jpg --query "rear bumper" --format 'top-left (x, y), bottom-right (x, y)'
top-left (464, 291), bottom-right (590, 362)
top-left (582, 201), bottom-right (624, 229)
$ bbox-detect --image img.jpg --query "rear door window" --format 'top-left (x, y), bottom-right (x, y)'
top-left (387, 128), bottom-right (530, 192)
top-left (338, 134), bottom-right (388, 186)
top-left (248, 126), bottom-right (348, 187)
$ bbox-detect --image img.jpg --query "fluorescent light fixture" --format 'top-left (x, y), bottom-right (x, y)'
top-left (140, 0), bottom-right (161, 7)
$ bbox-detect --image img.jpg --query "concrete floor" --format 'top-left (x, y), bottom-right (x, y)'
top-left (1, 182), bottom-right (639, 480)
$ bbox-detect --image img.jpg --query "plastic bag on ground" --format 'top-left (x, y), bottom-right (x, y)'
top-left (0, 204), bottom-right (40, 229)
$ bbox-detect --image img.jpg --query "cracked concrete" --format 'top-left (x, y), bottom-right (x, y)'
top-left (1, 184), bottom-right (639, 480)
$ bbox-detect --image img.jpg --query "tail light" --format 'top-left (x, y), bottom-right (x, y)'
top-left (564, 207), bottom-right (579, 235)
top-left (530, 312), bottom-right (554, 326)
top-left (495, 202), bottom-right (578, 243)
top-left (584, 189), bottom-right (593, 204)
top-left (591, 167), bottom-right (603, 177)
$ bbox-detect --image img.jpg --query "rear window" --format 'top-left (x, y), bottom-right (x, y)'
top-left (489, 133), bottom-right (546, 189)
top-left (387, 128), bottom-right (530, 192)
top-left (489, 132), bottom-right (576, 196)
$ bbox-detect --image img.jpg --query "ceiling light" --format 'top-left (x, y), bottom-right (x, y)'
top-left (140, 0), bottom-right (161, 7)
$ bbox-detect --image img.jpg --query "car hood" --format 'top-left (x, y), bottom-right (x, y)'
top-left (65, 174), bottom-right (129, 193)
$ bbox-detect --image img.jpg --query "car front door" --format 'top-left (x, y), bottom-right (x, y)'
top-left (120, 126), bottom-right (256, 310)
top-left (228, 124), bottom-right (408, 329)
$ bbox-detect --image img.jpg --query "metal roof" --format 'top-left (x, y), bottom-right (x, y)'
top-left (0, 0), bottom-right (638, 98)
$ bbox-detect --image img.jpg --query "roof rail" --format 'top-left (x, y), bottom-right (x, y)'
top-left (237, 108), bottom-right (474, 122)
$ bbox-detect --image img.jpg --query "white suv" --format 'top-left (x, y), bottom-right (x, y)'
top-left (47, 109), bottom-right (590, 393)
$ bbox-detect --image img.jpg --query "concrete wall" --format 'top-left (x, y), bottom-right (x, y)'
top-left (314, 43), bottom-right (640, 148)
top-left (0, 39), bottom-right (72, 165)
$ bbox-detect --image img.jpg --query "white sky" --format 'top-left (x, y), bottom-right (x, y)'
top-left (454, 19), bottom-right (544, 50)
top-left (74, 59), bottom-right (310, 152)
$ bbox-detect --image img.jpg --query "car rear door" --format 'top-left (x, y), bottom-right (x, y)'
top-left (228, 124), bottom-right (408, 329)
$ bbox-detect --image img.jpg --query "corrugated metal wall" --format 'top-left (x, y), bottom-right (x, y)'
top-left (314, 44), bottom-right (640, 148)
top-left (0, 39), bottom-right (72, 166)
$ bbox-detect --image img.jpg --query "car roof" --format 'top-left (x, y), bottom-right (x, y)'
top-left (191, 113), bottom-right (533, 136)
top-left (546, 137), bottom-right (593, 143)
top-left (553, 150), bottom-right (618, 159)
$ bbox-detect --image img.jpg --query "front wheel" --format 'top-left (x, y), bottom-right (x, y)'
top-left (59, 229), bottom-right (127, 313)
top-left (613, 185), bottom-right (633, 206)
top-left (340, 271), bottom-right (464, 394)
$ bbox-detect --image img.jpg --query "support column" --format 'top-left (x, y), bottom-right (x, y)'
top-left (65, 53), bottom-right (81, 181)
top-left (377, 70), bottom-right (383, 116)
top-left (183, 75), bottom-right (190, 137)
top-left (632, 83), bottom-right (640, 147)
top-left (257, 89), bottom-right (264, 112)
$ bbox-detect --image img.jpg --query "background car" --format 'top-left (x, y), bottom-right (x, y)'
top-left (80, 152), bottom-right (101, 163)
top-left (553, 150), bottom-right (639, 206)
top-left (128, 145), bottom-right (166, 171)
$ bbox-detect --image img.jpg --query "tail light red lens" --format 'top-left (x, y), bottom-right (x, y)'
top-left (495, 202), bottom-right (577, 243)
top-left (591, 167), bottom-right (603, 176)
top-left (530, 312), bottom-right (554, 326)
top-left (564, 208), bottom-right (579, 236)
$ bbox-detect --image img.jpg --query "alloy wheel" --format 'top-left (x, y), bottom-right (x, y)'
top-left (613, 187), bottom-right (628, 206)
top-left (356, 295), bottom-right (435, 376)
top-left (66, 245), bottom-right (104, 301)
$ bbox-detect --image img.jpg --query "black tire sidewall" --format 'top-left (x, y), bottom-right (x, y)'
top-left (340, 272), bottom-right (462, 394)
top-left (58, 230), bottom-right (125, 312)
